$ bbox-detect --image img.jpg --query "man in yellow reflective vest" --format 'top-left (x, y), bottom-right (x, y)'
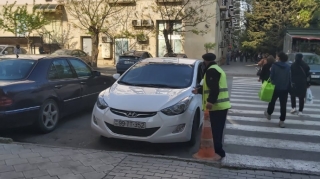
top-left (192, 53), bottom-right (231, 161)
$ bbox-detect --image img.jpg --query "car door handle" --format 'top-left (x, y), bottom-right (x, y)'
top-left (54, 85), bottom-right (63, 88)
top-left (80, 82), bottom-right (86, 84)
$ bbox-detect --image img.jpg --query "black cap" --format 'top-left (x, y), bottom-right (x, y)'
top-left (202, 53), bottom-right (216, 61)
top-left (295, 53), bottom-right (303, 61)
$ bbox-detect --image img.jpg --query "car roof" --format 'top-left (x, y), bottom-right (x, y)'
top-left (289, 52), bottom-right (317, 55)
top-left (0, 54), bottom-right (79, 61)
top-left (141, 57), bottom-right (199, 65)
top-left (120, 50), bottom-right (147, 57)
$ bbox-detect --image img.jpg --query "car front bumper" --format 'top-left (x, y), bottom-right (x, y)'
top-left (91, 104), bottom-right (195, 143)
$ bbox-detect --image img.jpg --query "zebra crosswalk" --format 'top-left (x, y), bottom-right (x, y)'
top-left (221, 77), bottom-right (320, 175)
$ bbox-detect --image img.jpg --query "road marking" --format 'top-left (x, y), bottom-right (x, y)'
top-left (230, 98), bottom-right (320, 107)
top-left (224, 135), bottom-right (320, 153)
top-left (222, 153), bottom-right (320, 175)
top-left (227, 116), bottom-right (320, 126)
top-left (226, 124), bottom-right (320, 137)
top-left (230, 103), bottom-right (320, 112)
top-left (228, 109), bottom-right (320, 118)
top-left (230, 92), bottom-right (320, 102)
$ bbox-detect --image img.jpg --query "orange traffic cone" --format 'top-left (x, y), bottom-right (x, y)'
top-left (193, 110), bottom-right (216, 160)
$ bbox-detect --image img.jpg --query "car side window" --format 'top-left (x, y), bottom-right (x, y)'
top-left (6, 47), bottom-right (14, 54)
top-left (78, 50), bottom-right (87, 57)
top-left (68, 59), bottom-right (92, 78)
top-left (71, 51), bottom-right (79, 57)
top-left (48, 59), bottom-right (75, 80)
top-left (148, 53), bottom-right (153, 58)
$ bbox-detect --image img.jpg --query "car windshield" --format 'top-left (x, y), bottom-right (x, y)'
top-left (303, 54), bottom-right (320, 65)
top-left (0, 59), bottom-right (36, 80)
top-left (118, 62), bottom-right (194, 88)
top-left (52, 50), bottom-right (72, 55)
top-left (0, 47), bottom-right (4, 52)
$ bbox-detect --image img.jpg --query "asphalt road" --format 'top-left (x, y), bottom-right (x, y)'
top-left (1, 65), bottom-right (320, 161)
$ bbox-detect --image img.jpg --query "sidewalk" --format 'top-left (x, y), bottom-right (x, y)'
top-left (1, 143), bottom-right (318, 179)
top-left (221, 61), bottom-right (258, 77)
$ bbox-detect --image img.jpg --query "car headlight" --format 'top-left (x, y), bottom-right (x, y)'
top-left (161, 96), bottom-right (193, 116)
top-left (96, 90), bottom-right (109, 110)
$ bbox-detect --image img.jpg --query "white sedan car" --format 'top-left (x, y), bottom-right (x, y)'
top-left (91, 57), bottom-right (204, 145)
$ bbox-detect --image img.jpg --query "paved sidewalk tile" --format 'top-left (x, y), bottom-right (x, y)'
top-left (0, 143), bottom-right (319, 179)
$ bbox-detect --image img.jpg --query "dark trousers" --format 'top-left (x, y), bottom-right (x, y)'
top-left (209, 109), bottom-right (228, 158)
top-left (267, 90), bottom-right (289, 121)
top-left (291, 95), bottom-right (305, 112)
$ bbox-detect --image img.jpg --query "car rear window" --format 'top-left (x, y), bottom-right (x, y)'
top-left (119, 56), bottom-right (140, 62)
top-left (52, 50), bottom-right (72, 55)
top-left (0, 59), bottom-right (36, 80)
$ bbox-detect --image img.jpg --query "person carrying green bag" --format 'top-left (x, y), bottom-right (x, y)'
top-left (264, 52), bottom-right (291, 128)
top-left (259, 78), bottom-right (275, 102)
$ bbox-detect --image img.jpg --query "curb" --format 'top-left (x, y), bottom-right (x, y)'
top-left (4, 142), bottom-right (319, 176)
top-left (0, 137), bottom-right (13, 144)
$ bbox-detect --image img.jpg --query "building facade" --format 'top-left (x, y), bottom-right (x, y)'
top-left (0, 0), bottom-right (233, 65)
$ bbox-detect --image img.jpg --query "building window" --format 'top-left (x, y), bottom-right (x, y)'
top-left (157, 21), bottom-right (183, 57)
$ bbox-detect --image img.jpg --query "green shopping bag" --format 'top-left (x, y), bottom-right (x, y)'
top-left (258, 78), bottom-right (275, 102)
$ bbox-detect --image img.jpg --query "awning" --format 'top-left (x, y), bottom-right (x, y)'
top-left (33, 4), bottom-right (64, 13)
top-left (0, 37), bottom-right (43, 46)
top-left (291, 35), bottom-right (320, 40)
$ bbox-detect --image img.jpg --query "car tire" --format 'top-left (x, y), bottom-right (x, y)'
top-left (35, 99), bottom-right (60, 133)
top-left (187, 110), bottom-right (200, 146)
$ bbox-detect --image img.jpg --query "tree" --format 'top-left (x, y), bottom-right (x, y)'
top-left (151, 0), bottom-right (215, 54)
top-left (65, 0), bottom-right (125, 67)
top-left (241, 0), bottom-right (318, 53)
top-left (0, 0), bottom-right (50, 52)
top-left (40, 24), bottom-right (77, 49)
top-left (204, 43), bottom-right (216, 53)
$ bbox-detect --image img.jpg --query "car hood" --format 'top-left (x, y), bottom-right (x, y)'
top-left (309, 65), bottom-right (320, 72)
top-left (104, 83), bottom-right (191, 112)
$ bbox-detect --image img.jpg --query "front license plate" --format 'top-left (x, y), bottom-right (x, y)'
top-left (311, 75), bottom-right (320, 78)
top-left (124, 61), bottom-right (134, 64)
top-left (114, 119), bottom-right (146, 129)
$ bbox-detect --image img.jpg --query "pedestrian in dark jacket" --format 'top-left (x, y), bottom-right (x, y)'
top-left (259, 55), bottom-right (275, 83)
top-left (264, 52), bottom-right (291, 128)
top-left (290, 53), bottom-right (311, 116)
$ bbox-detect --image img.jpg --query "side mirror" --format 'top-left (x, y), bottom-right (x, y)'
top-left (92, 71), bottom-right (101, 76)
top-left (113, 73), bottom-right (121, 80)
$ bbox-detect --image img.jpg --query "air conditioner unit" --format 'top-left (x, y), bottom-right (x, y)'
top-left (132, 20), bottom-right (142, 27)
top-left (142, 19), bottom-right (153, 27)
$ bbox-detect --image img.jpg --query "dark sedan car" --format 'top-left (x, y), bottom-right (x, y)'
top-left (288, 52), bottom-right (320, 84)
top-left (0, 56), bottom-right (114, 133)
top-left (116, 50), bottom-right (152, 74)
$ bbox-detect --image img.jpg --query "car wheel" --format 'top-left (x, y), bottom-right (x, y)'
top-left (35, 99), bottom-right (60, 133)
top-left (187, 110), bottom-right (200, 146)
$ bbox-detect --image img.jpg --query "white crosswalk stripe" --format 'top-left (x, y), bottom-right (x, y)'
top-left (222, 77), bottom-right (320, 175)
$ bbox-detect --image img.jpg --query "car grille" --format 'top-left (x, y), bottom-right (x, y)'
top-left (105, 122), bottom-right (160, 137)
top-left (110, 108), bottom-right (157, 118)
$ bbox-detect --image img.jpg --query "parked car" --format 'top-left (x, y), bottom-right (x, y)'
top-left (0, 45), bottom-right (27, 55)
top-left (288, 52), bottom-right (320, 84)
top-left (91, 57), bottom-right (204, 146)
top-left (51, 49), bottom-right (92, 66)
top-left (116, 50), bottom-right (152, 74)
top-left (164, 53), bottom-right (188, 58)
top-left (0, 55), bottom-right (114, 133)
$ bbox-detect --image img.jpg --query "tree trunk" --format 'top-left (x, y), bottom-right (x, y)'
top-left (26, 36), bottom-right (31, 54)
top-left (163, 21), bottom-right (174, 54)
top-left (91, 33), bottom-right (99, 67)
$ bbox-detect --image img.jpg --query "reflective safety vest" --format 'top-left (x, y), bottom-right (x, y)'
top-left (202, 64), bottom-right (231, 111)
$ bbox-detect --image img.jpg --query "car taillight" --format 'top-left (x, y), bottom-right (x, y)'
top-left (0, 96), bottom-right (13, 107)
